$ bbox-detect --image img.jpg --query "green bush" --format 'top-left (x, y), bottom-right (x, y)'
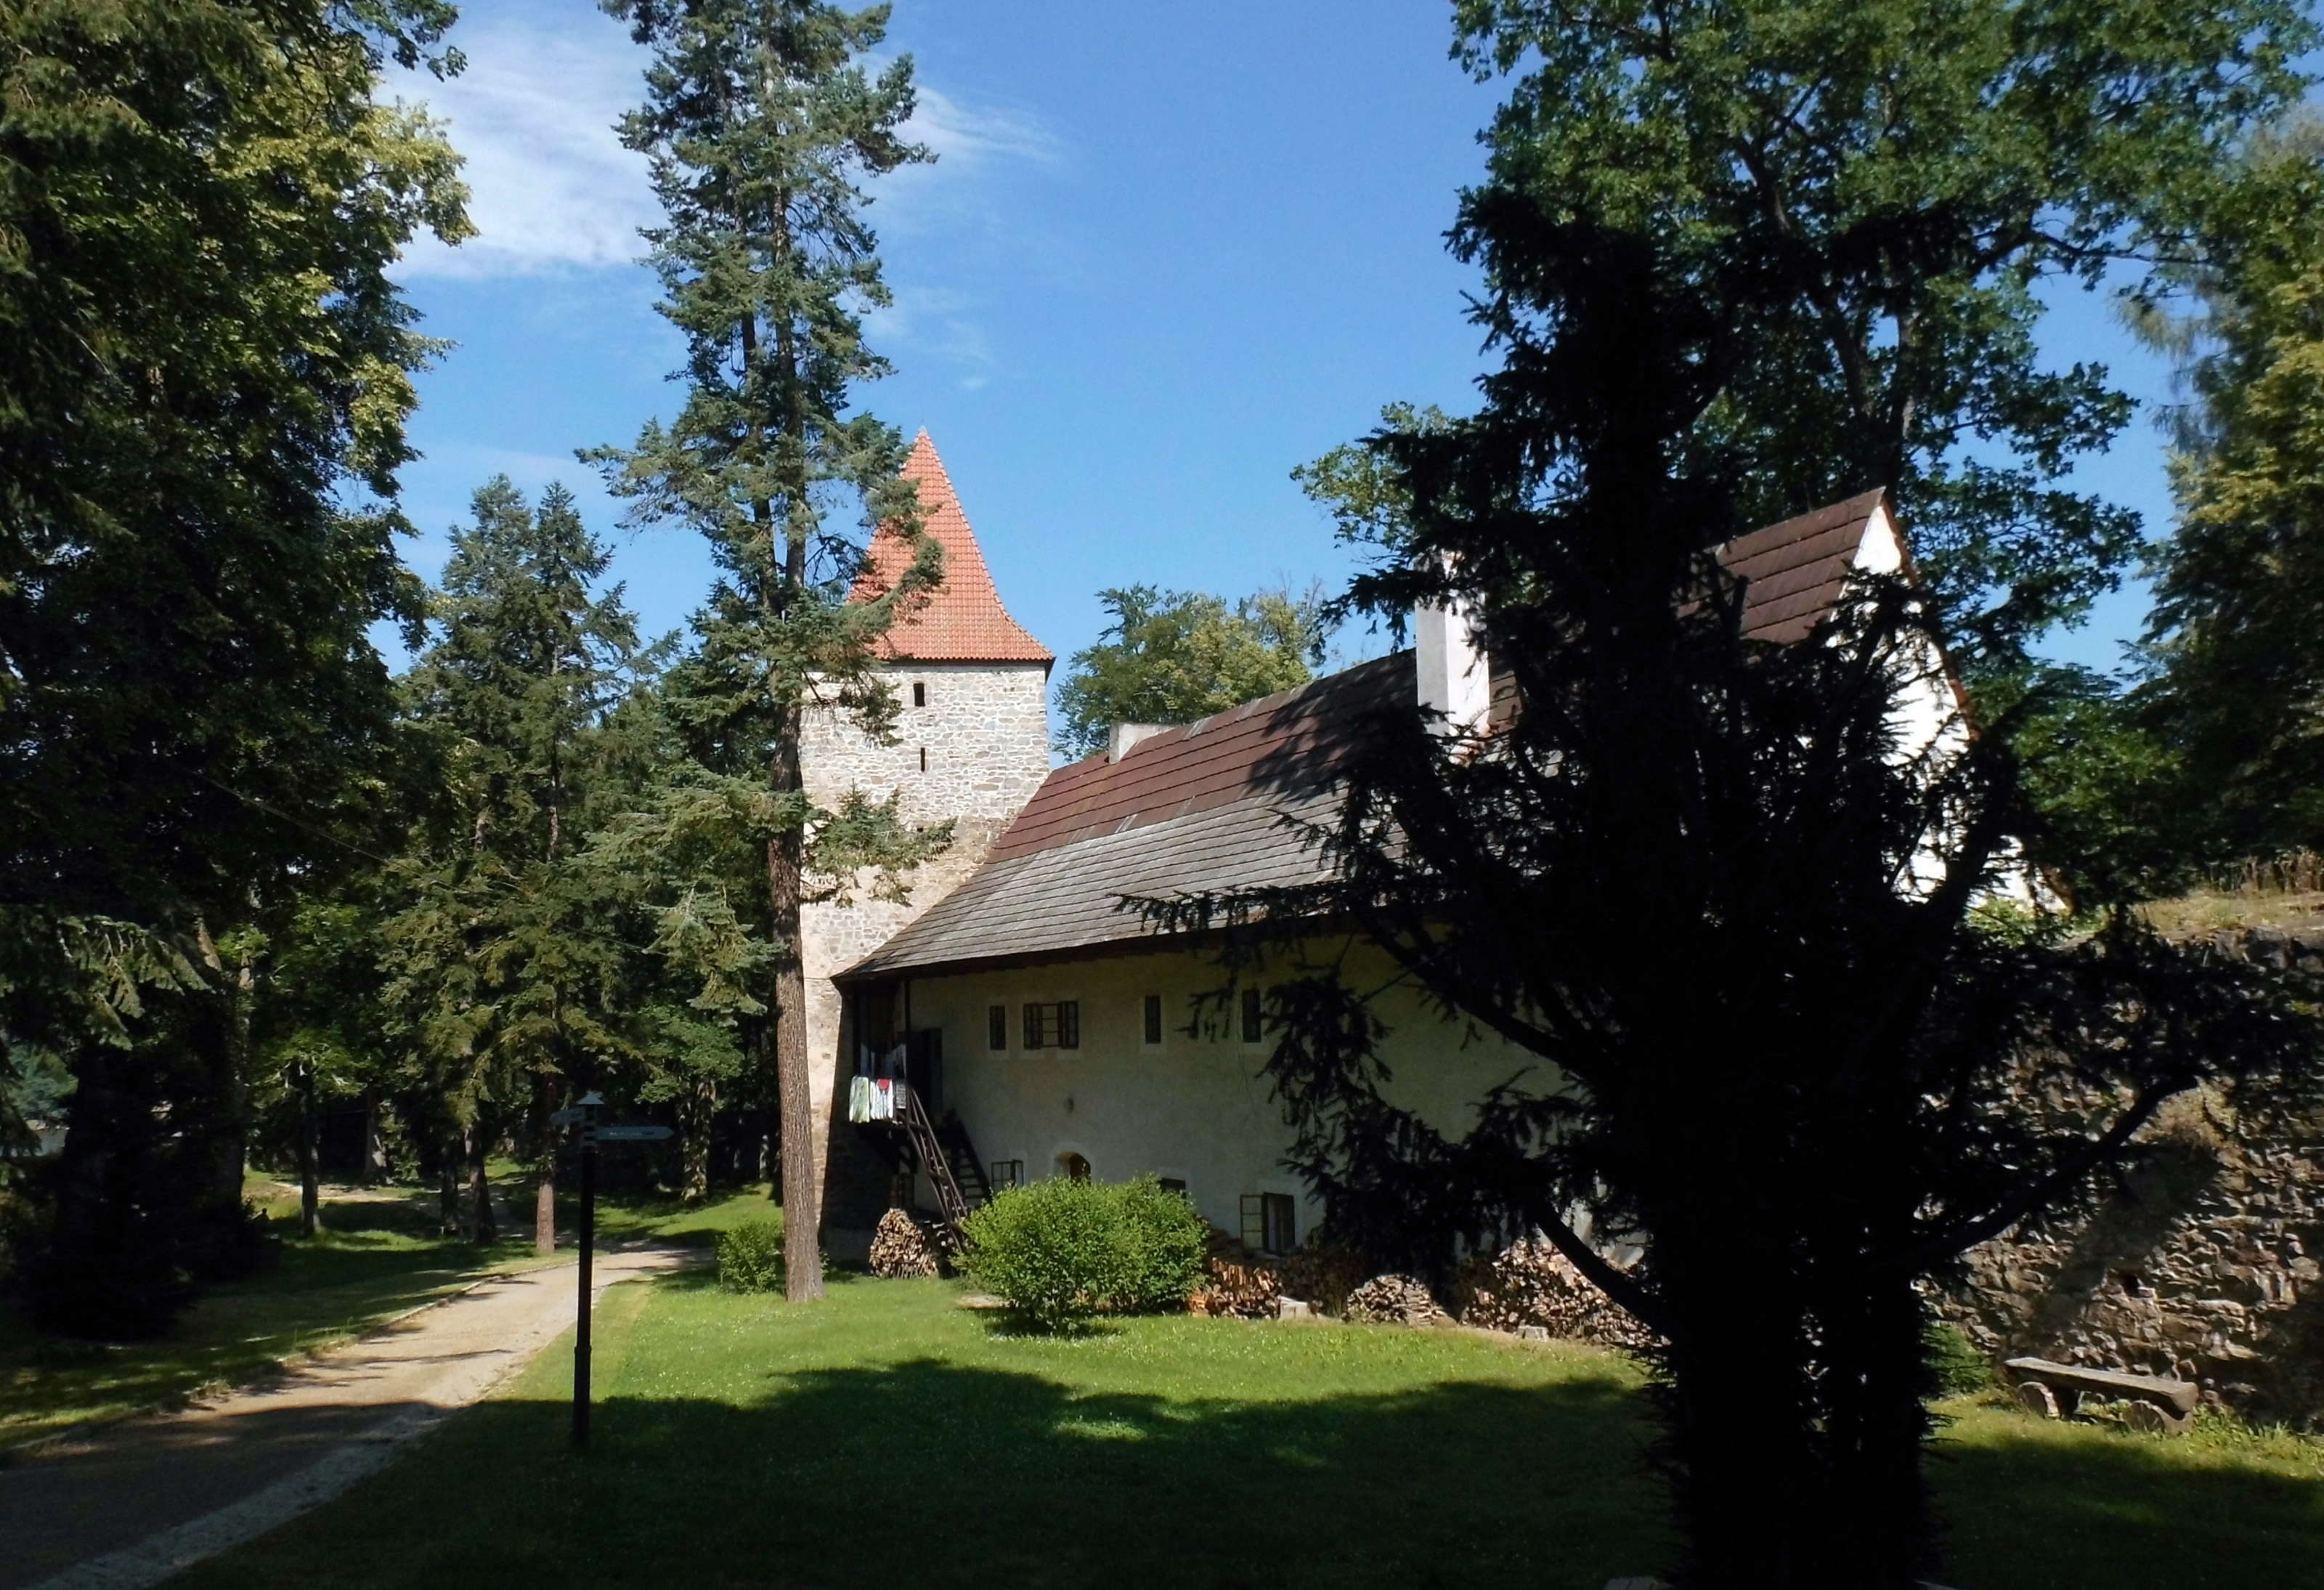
top-left (1113, 1176), bottom-right (1208, 1312)
top-left (1926, 1322), bottom-right (1991, 1398)
top-left (717, 1217), bottom-right (785, 1293)
top-left (956, 1174), bottom-right (1207, 1331)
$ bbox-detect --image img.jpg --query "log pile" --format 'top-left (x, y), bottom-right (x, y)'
top-left (1455, 1234), bottom-right (1658, 1351)
top-left (869, 1207), bottom-right (942, 1278)
top-left (1279, 1241), bottom-right (1370, 1317)
top-left (1188, 1228), bottom-right (1280, 1318)
top-left (1342, 1274), bottom-right (1452, 1328)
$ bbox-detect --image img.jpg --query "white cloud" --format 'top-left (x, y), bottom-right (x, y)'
top-left (392, 8), bottom-right (655, 277)
top-left (388, 7), bottom-right (1062, 280)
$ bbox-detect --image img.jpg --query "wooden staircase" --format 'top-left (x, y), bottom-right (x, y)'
top-left (890, 1084), bottom-right (991, 1238)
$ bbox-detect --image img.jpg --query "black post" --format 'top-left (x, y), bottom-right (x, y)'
top-left (574, 1103), bottom-right (596, 1451)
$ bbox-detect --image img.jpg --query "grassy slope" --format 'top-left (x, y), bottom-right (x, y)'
top-left (0, 1180), bottom-right (776, 1449)
top-left (176, 1273), bottom-right (2324, 1590)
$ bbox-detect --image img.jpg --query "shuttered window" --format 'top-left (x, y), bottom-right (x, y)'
top-left (1020, 1001), bottom-right (1081, 1050)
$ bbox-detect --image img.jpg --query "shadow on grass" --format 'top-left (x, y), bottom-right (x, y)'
top-left (174, 1355), bottom-right (1669, 1590)
top-left (1930, 1415), bottom-right (2324, 1590)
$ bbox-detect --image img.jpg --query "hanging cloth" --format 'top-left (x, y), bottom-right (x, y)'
top-left (848, 1075), bottom-right (872, 1124)
top-left (871, 1078), bottom-right (894, 1121)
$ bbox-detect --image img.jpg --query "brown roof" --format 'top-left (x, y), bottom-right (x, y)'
top-left (1720, 487), bottom-right (1891, 644)
top-left (852, 431), bottom-right (1054, 665)
top-left (840, 489), bottom-right (1900, 981)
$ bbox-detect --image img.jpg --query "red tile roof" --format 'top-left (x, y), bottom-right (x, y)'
top-left (1720, 487), bottom-right (1892, 644)
top-left (851, 431), bottom-right (1054, 665)
top-left (840, 489), bottom-right (1906, 980)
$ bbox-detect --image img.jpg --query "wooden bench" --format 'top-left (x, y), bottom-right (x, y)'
top-left (2004, 1356), bottom-right (2198, 1434)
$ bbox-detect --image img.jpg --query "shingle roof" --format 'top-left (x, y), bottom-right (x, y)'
top-left (840, 490), bottom-right (1900, 982)
top-left (1720, 487), bottom-right (1892, 644)
top-left (852, 431), bottom-right (1054, 665)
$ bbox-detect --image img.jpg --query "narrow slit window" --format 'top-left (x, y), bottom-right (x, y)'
top-left (912, 681), bottom-right (927, 707)
top-left (1240, 986), bottom-right (1263, 1044)
top-left (988, 1005), bottom-right (1008, 1051)
top-left (1261, 1192), bottom-right (1296, 1254)
top-left (919, 746), bottom-right (927, 772)
top-left (1142, 994), bottom-right (1163, 1045)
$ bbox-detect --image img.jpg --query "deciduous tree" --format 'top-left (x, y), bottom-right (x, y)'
top-left (1052, 584), bottom-right (1330, 758)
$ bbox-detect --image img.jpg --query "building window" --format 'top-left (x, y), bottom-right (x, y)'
top-left (990, 1159), bottom-right (1024, 1190)
top-left (1022, 1001), bottom-right (1080, 1050)
top-left (919, 746), bottom-right (927, 772)
top-left (1142, 994), bottom-right (1163, 1045)
top-left (912, 681), bottom-right (927, 707)
top-left (1241, 1192), bottom-right (1297, 1254)
top-left (1240, 986), bottom-right (1264, 1044)
top-left (1057, 1151), bottom-right (1091, 1180)
top-left (988, 1005), bottom-right (1008, 1051)
top-left (1158, 1177), bottom-right (1187, 1197)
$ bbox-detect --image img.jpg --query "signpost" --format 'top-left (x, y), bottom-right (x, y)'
top-left (558, 1092), bottom-right (673, 1452)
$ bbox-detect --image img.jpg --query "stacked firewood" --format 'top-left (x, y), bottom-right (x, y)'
top-left (1278, 1241), bottom-right (1370, 1317)
top-left (1342, 1274), bottom-right (1452, 1328)
top-left (1455, 1233), bottom-right (1658, 1351)
top-left (869, 1207), bottom-right (942, 1278)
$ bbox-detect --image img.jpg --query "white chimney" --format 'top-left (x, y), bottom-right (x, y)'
top-left (1415, 593), bottom-right (1490, 737)
top-left (1108, 722), bottom-right (1170, 762)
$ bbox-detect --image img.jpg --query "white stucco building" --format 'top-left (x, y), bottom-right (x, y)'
top-left (805, 459), bottom-right (1967, 1257)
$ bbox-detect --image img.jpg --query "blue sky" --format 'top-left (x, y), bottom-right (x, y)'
top-left (385, 0), bottom-right (2175, 688)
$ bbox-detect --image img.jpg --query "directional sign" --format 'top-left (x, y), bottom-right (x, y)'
top-left (549, 1106), bottom-right (588, 1127)
top-left (593, 1124), bottom-right (673, 1142)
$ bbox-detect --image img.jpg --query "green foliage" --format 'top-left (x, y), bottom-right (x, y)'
top-left (2132, 124), bottom-right (2324, 860)
top-left (956, 1175), bottom-right (1206, 1331)
top-left (1112, 1176), bottom-right (1210, 1313)
top-left (717, 1217), bottom-right (787, 1293)
top-left (1927, 1323), bottom-right (1992, 1398)
top-left (1053, 585), bottom-right (1333, 758)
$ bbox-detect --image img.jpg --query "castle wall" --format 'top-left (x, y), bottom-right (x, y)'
top-left (797, 660), bottom-right (1052, 1247)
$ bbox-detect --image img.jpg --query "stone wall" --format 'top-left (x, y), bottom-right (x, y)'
top-left (1940, 928), bottom-right (2324, 1428)
top-left (797, 660), bottom-right (1052, 1249)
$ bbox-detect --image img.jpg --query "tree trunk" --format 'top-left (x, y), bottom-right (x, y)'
top-left (361, 1092), bottom-right (383, 1185)
top-left (536, 1175), bottom-right (556, 1254)
top-left (437, 1146), bottom-right (460, 1236)
top-left (297, 1063), bottom-right (320, 1240)
top-left (466, 1124), bottom-right (495, 1243)
top-left (770, 831), bottom-right (821, 1299)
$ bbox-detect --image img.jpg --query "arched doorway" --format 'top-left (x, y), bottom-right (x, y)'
top-left (1056, 1151), bottom-right (1091, 1181)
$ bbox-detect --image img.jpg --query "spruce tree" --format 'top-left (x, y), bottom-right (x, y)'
top-left (593, 0), bottom-right (945, 1299)
top-left (383, 479), bottom-right (657, 1244)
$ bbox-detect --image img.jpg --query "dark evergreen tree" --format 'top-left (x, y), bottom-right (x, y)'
top-left (0, 0), bottom-right (468, 1331)
top-left (590, 0), bottom-right (948, 1298)
top-left (381, 479), bottom-right (660, 1243)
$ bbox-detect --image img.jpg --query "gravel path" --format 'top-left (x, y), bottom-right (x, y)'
top-left (1, 1245), bottom-right (690, 1590)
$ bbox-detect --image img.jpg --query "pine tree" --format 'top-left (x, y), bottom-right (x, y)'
top-left (592, 0), bottom-right (946, 1299)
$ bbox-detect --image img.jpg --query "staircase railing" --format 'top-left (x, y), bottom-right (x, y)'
top-left (895, 1083), bottom-right (972, 1233)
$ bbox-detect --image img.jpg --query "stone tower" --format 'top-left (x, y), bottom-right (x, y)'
top-left (799, 431), bottom-right (1053, 1248)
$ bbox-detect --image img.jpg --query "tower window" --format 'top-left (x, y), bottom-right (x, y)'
top-left (919, 746), bottom-right (927, 772)
top-left (912, 681), bottom-right (927, 707)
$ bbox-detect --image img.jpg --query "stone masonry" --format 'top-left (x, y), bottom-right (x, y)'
top-left (1939, 928), bottom-right (2324, 1427)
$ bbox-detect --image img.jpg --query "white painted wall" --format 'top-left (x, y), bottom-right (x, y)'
top-left (891, 941), bottom-right (1561, 1246)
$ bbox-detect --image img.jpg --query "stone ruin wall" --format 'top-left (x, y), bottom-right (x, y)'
top-left (1938, 927), bottom-right (2324, 1428)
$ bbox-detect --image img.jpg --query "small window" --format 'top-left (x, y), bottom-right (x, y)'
top-left (912, 681), bottom-right (927, 707)
top-left (990, 1159), bottom-right (1023, 1190)
top-left (1240, 1192), bottom-right (1298, 1254)
top-left (1240, 986), bottom-right (1264, 1044)
top-left (1021, 1001), bottom-right (1081, 1050)
top-left (1142, 994), bottom-right (1163, 1045)
top-left (1158, 1177), bottom-right (1187, 1197)
top-left (918, 746), bottom-right (927, 772)
top-left (988, 1005), bottom-right (1008, 1051)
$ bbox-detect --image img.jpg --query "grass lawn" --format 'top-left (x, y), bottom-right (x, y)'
top-left (0, 1177), bottom-right (776, 1451)
top-left (171, 1270), bottom-right (2324, 1590)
